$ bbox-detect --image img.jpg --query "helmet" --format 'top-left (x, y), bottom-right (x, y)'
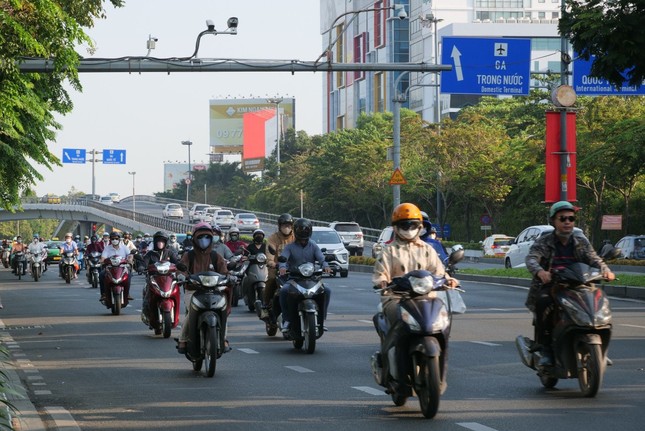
top-left (228, 227), bottom-right (240, 236)
top-left (212, 224), bottom-right (223, 236)
top-left (65, 232), bottom-right (73, 239)
top-left (186, 231), bottom-right (192, 236)
top-left (103, 232), bottom-right (110, 238)
top-left (252, 229), bottom-right (265, 242)
top-left (391, 203), bottom-right (423, 225)
top-left (169, 233), bottom-right (176, 240)
top-left (549, 200), bottom-right (576, 218)
top-left (109, 231), bottom-right (121, 240)
top-left (192, 222), bottom-right (213, 237)
top-left (293, 218), bottom-right (313, 241)
top-left (90, 234), bottom-right (98, 242)
top-left (278, 213), bottom-right (294, 226)
top-left (33, 233), bottom-right (39, 239)
top-left (153, 231), bottom-right (169, 243)
top-left (74, 235), bottom-right (80, 240)
top-left (124, 231), bottom-right (131, 238)
top-left (420, 211), bottom-right (432, 230)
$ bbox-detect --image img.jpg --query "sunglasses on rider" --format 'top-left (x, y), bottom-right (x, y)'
top-left (558, 215), bottom-right (576, 223)
top-left (397, 221), bottom-right (422, 231)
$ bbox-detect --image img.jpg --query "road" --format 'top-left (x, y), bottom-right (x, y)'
top-left (1, 264), bottom-right (645, 431)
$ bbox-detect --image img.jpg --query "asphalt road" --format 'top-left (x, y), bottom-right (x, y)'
top-left (1, 262), bottom-right (645, 431)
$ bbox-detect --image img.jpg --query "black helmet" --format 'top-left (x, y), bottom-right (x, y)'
top-left (90, 234), bottom-right (98, 242)
top-left (252, 229), bottom-right (265, 242)
top-left (278, 213), bottom-right (294, 226)
top-left (293, 218), bottom-right (312, 241)
top-left (109, 231), bottom-right (121, 240)
top-left (153, 231), bottom-right (169, 243)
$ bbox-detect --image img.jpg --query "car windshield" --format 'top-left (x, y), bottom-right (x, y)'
top-left (168, 204), bottom-right (181, 209)
top-left (311, 231), bottom-right (341, 244)
top-left (334, 224), bottom-right (360, 232)
top-left (217, 211), bottom-right (233, 217)
top-left (239, 214), bottom-right (255, 219)
top-left (493, 238), bottom-right (513, 246)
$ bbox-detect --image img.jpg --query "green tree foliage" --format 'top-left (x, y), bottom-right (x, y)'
top-left (560, 0), bottom-right (645, 87)
top-left (0, 0), bottom-right (123, 209)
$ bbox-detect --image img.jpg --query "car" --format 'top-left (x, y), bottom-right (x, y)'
top-left (504, 225), bottom-right (584, 269)
top-left (108, 192), bottom-right (120, 203)
top-left (162, 203), bottom-right (184, 219)
top-left (188, 204), bottom-right (212, 223)
top-left (233, 212), bottom-right (260, 233)
top-left (44, 240), bottom-right (64, 264)
top-left (614, 235), bottom-right (645, 260)
top-left (209, 209), bottom-right (234, 229)
top-left (311, 227), bottom-right (349, 277)
top-left (98, 195), bottom-right (113, 205)
top-left (371, 226), bottom-right (394, 258)
top-left (482, 234), bottom-right (515, 257)
top-left (329, 221), bottom-right (364, 256)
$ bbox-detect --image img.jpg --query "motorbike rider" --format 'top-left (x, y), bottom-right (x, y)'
top-left (139, 231), bottom-right (182, 320)
top-left (181, 232), bottom-right (193, 249)
top-left (247, 229), bottom-right (267, 255)
top-left (177, 223), bottom-right (230, 354)
top-left (99, 231), bottom-right (134, 302)
top-left (122, 232), bottom-right (137, 253)
top-left (27, 234), bottom-right (47, 273)
top-left (168, 233), bottom-right (181, 253)
top-left (211, 225), bottom-right (233, 260)
top-left (525, 200), bottom-right (615, 367)
top-left (134, 234), bottom-right (144, 249)
top-left (10, 235), bottom-right (28, 275)
top-left (101, 232), bottom-right (110, 250)
top-left (59, 232), bottom-right (79, 279)
top-left (225, 227), bottom-right (247, 254)
top-left (419, 211), bottom-right (448, 262)
top-left (86, 234), bottom-right (104, 254)
top-left (278, 218), bottom-right (332, 333)
top-left (262, 213), bottom-right (295, 319)
top-left (372, 203), bottom-right (459, 393)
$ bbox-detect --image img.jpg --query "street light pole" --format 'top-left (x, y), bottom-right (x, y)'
top-left (181, 140), bottom-right (193, 207)
top-left (128, 171), bottom-right (136, 221)
top-left (266, 97), bottom-right (283, 178)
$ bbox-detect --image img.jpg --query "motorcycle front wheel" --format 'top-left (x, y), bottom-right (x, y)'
top-left (33, 266), bottom-right (40, 282)
top-left (65, 267), bottom-right (72, 284)
top-left (203, 324), bottom-right (218, 378)
top-left (91, 273), bottom-right (98, 289)
top-left (162, 311), bottom-right (172, 339)
top-left (303, 313), bottom-right (316, 354)
top-left (415, 353), bottom-right (441, 419)
top-left (111, 292), bottom-right (122, 315)
top-left (577, 342), bottom-right (604, 397)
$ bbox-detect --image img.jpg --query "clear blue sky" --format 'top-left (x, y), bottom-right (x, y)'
top-left (36, 0), bottom-right (322, 198)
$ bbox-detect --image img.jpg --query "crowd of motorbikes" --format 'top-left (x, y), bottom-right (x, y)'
top-left (0, 230), bottom-right (620, 415)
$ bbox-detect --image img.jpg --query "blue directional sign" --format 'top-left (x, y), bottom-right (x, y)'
top-left (573, 55), bottom-right (645, 95)
top-left (62, 148), bottom-right (86, 164)
top-left (102, 149), bottom-right (126, 165)
top-left (441, 37), bottom-right (531, 95)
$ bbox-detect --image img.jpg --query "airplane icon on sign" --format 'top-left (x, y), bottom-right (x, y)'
top-left (495, 43), bottom-right (507, 56)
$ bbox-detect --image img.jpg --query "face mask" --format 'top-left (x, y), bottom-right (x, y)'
top-left (111, 239), bottom-right (119, 246)
top-left (397, 227), bottom-right (420, 241)
top-left (254, 237), bottom-right (263, 244)
top-left (66, 238), bottom-right (72, 243)
top-left (212, 235), bottom-right (220, 243)
top-left (144, 237), bottom-right (151, 242)
top-left (17, 239), bottom-right (22, 243)
top-left (280, 226), bottom-right (292, 236)
top-left (156, 241), bottom-right (165, 250)
top-left (197, 237), bottom-right (212, 250)
top-left (230, 234), bottom-right (238, 241)
top-left (170, 238), bottom-right (176, 243)
top-left (420, 228), bottom-right (427, 237)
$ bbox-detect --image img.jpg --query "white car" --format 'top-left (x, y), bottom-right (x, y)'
top-left (209, 209), bottom-right (234, 229)
top-left (233, 213), bottom-right (260, 233)
top-left (504, 225), bottom-right (584, 268)
top-left (371, 226), bottom-right (394, 258)
top-left (329, 221), bottom-right (364, 256)
top-left (614, 235), bottom-right (645, 260)
top-left (162, 203), bottom-right (184, 219)
top-left (108, 192), bottom-right (120, 203)
top-left (188, 204), bottom-right (211, 223)
top-left (98, 196), bottom-right (113, 205)
top-left (311, 227), bottom-right (349, 277)
top-left (482, 234), bottom-right (515, 257)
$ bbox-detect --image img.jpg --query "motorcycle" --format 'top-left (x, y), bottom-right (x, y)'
top-left (515, 262), bottom-right (613, 397)
top-left (370, 247), bottom-right (466, 419)
top-left (29, 251), bottom-right (46, 282)
top-left (60, 251), bottom-right (78, 284)
top-left (275, 256), bottom-right (330, 354)
top-left (227, 252), bottom-right (245, 307)
top-left (176, 270), bottom-right (232, 378)
top-left (141, 259), bottom-right (184, 338)
top-left (241, 251), bottom-right (268, 314)
top-left (101, 254), bottom-right (132, 315)
top-left (12, 251), bottom-right (27, 280)
top-left (2, 247), bottom-right (10, 268)
top-left (85, 251), bottom-right (102, 289)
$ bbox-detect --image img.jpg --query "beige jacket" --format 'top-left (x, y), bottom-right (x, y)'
top-left (372, 236), bottom-right (445, 286)
top-left (266, 231), bottom-right (294, 268)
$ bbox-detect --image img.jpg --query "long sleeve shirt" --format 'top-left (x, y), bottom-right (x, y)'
top-left (372, 237), bottom-right (445, 287)
top-left (279, 240), bottom-right (329, 273)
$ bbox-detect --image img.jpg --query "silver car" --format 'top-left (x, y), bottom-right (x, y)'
top-left (311, 227), bottom-right (349, 277)
top-left (233, 213), bottom-right (260, 233)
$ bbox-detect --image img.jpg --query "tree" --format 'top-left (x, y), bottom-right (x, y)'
top-left (560, 0), bottom-right (645, 87)
top-left (0, 0), bottom-right (124, 209)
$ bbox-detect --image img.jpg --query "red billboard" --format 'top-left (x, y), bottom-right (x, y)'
top-left (545, 111), bottom-right (577, 203)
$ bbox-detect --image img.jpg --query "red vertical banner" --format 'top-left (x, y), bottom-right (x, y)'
top-left (545, 111), bottom-right (577, 203)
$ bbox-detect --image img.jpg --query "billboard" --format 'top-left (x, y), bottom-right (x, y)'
top-left (163, 163), bottom-right (189, 191)
top-left (209, 98), bottom-right (295, 155)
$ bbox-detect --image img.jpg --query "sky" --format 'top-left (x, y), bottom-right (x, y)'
top-left (35, 0), bottom-right (323, 198)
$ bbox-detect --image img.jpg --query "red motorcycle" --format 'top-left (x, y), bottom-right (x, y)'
top-left (141, 260), bottom-right (183, 338)
top-left (102, 255), bottom-right (132, 315)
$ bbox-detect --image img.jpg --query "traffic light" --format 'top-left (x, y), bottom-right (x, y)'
top-left (92, 224), bottom-right (97, 233)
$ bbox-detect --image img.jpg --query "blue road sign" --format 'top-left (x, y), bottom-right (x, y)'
top-left (441, 37), bottom-right (531, 95)
top-left (102, 149), bottom-right (126, 165)
top-left (62, 148), bottom-right (86, 164)
top-left (573, 55), bottom-right (645, 95)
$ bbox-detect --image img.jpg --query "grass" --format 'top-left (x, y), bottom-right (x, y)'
top-left (457, 267), bottom-right (645, 287)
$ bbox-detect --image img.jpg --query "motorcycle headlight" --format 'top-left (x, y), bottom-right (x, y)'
top-left (198, 275), bottom-right (220, 287)
top-left (431, 304), bottom-right (450, 332)
top-left (594, 296), bottom-right (612, 326)
top-left (110, 256), bottom-right (121, 266)
top-left (298, 262), bottom-right (315, 277)
top-left (155, 261), bottom-right (171, 274)
top-left (256, 253), bottom-right (267, 264)
top-left (410, 275), bottom-right (435, 295)
top-left (401, 308), bottom-right (421, 332)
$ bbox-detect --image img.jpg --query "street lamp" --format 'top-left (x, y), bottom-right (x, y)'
top-left (266, 97), bottom-right (283, 178)
top-left (420, 13), bottom-right (444, 123)
top-left (128, 171), bottom-right (136, 221)
top-left (181, 140), bottom-right (193, 207)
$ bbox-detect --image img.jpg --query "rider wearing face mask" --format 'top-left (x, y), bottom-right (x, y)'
top-left (59, 232), bottom-right (79, 279)
top-left (140, 231), bottom-right (182, 320)
top-left (211, 225), bottom-right (233, 260)
top-left (247, 229), bottom-right (267, 254)
top-left (10, 235), bottom-right (27, 275)
top-left (99, 232), bottom-right (133, 302)
top-left (177, 223), bottom-right (229, 353)
top-left (261, 213), bottom-right (295, 319)
top-left (225, 227), bottom-right (248, 254)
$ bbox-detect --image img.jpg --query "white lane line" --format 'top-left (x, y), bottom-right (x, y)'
top-left (352, 386), bottom-right (385, 396)
top-left (358, 320), bottom-right (373, 324)
top-left (457, 423), bottom-right (500, 431)
top-left (45, 406), bottom-right (81, 431)
top-left (238, 348), bottom-right (259, 354)
top-left (34, 390), bottom-right (52, 395)
top-left (285, 365), bottom-right (314, 373)
top-left (469, 341), bottom-right (502, 347)
top-left (619, 324), bottom-right (645, 329)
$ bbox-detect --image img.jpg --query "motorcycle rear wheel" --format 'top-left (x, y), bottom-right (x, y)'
top-left (162, 311), bottom-right (172, 339)
top-left (415, 354), bottom-right (441, 419)
top-left (203, 325), bottom-right (218, 378)
top-left (577, 342), bottom-right (604, 397)
top-left (304, 313), bottom-right (316, 354)
top-left (91, 273), bottom-right (98, 289)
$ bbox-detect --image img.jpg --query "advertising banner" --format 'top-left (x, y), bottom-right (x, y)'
top-left (545, 111), bottom-right (577, 203)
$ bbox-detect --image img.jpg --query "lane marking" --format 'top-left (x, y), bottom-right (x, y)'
top-left (352, 386), bottom-right (385, 396)
top-left (45, 406), bottom-right (81, 431)
top-left (34, 390), bottom-right (52, 395)
top-left (469, 341), bottom-right (502, 347)
top-left (285, 365), bottom-right (314, 373)
top-left (358, 320), bottom-right (373, 324)
top-left (457, 423), bottom-right (500, 431)
top-left (619, 324), bottom-right (645, 329)
top-left (238, 348), bottom-right (259, 354)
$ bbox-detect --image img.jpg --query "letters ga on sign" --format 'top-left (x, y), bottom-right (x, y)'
top-left (601, 215), bottom-right (622, 230)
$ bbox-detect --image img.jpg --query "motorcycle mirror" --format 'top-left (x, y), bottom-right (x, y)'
top-left (600, 245), bottom-right (621, 260)
top-left (176, 262), bottom-right (188, 272)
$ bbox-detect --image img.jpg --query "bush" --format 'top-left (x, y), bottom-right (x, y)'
top-left (350, 256), bottom-right (376, 265)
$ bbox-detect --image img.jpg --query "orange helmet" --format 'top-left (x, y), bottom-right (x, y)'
top-left (391, 203), bottom-right (422, 225)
